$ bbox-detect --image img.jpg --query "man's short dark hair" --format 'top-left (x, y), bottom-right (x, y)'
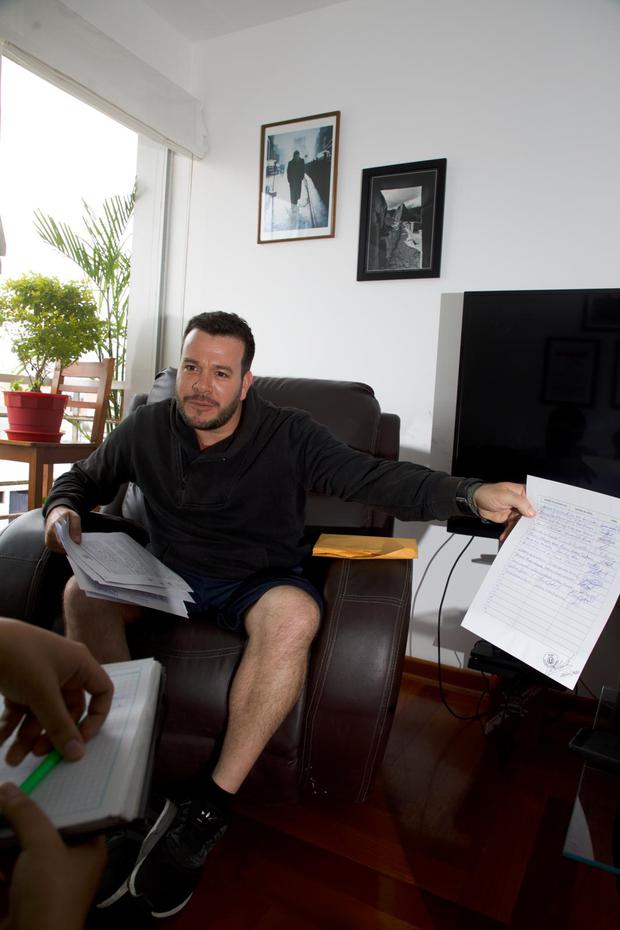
top-left (183, 311), bottom-right (255, 374)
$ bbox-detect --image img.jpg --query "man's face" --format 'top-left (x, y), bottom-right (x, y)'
top-left (175, 329), bottom-right (253, 435)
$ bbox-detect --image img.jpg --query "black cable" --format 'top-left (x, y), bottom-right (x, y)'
top-left (436, 535), bottom-right (490, 720)
top-left (408, 532), bottom-right (455, 655)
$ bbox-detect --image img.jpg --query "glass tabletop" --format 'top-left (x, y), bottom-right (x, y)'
top-left (563, 687), bottom-right (620, 875)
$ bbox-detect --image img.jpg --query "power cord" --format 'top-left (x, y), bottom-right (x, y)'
top-left (408, 531), bottom-right (455, 656)
top-left (435, 535), bottom-right (491, 720)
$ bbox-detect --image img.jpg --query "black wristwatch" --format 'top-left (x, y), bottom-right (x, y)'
top-left (455, 478), bottom-right (484, 518)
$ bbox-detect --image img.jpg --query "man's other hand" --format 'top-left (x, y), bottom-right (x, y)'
top-left (44, 506), bottom-right (81, 554)
top-left (473, 482), bottom-right (535, 542)
top-left (0, 621), bottom-right (113, 765)
top-left (0, 783), bottom-right (106, 930)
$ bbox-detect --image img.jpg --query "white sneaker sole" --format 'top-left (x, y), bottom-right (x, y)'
top-left (97, 800), bottom-right (178, 909)
top-left (127, 798), bottom-right (179, 893)
top-left (128, 797), bottom-right (194, 918)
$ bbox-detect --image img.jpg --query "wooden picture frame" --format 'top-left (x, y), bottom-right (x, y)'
top-left (258, 111), bottom-right (340, 244)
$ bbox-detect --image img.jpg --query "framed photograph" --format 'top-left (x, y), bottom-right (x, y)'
top-left (542, 338), bottom-right (599, 407)
top-left (582, 291), bottom-right (620, 331)
top-left (356, 158), bottom-right (446, 280)
top-left (257, 111), bottom-right (340, 244)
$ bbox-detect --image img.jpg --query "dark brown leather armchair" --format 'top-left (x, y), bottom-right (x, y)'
top-left (0, 373), bottom-right (412, 804)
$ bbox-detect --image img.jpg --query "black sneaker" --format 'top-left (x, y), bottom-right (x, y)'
top-left (128, 800), bottom-right (228, 918)
top-left (96, 799), bottom-right (178, 909)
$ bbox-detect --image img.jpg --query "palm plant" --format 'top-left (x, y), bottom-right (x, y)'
top-left (34, 186), bottom-right (135, 431)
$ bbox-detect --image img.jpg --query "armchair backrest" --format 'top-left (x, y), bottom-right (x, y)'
top-left (116, 369), bottom-right (400, 535)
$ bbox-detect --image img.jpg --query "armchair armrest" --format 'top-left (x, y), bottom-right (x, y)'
top-left (301, 557), bottom-right (412, 802)
top-left (0, 509), bottom-right (68, 628)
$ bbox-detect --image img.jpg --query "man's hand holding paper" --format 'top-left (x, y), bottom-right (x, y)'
top-left (462, 475), bottom-right (620, 688)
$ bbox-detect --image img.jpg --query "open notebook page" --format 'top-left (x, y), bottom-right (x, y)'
top-left (0, 657), bottom-right (161, 834)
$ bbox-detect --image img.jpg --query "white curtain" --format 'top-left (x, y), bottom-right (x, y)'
top-left (0, 0), bottom-right (207, 158)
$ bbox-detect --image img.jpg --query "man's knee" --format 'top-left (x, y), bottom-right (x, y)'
top-left (63, 576), bottom-right (141, 624)
top-left (246, 585), bottom-right (321, 645)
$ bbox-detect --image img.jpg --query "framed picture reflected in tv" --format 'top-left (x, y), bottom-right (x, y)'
top-left (448, 288), bottom-right (620, 537)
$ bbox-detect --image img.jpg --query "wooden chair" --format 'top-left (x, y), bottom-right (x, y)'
top-left (50, 358), bottom-right (114, 446)
top-left (0, 358), bottom-right (114, 512)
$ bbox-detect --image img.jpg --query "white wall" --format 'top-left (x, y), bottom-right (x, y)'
top-left (174, 0), bottom-right (620, 687)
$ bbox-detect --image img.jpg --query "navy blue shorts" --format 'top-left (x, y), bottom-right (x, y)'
top-left (175, 566), bottom-right (323, 634)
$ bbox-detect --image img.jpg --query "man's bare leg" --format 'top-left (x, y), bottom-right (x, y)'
top-left (212, 585), bottom-right (320, 793)
top-left (63, 576), bottom-right (139, 664)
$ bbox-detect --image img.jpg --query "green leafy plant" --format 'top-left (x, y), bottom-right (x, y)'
top-left (34, 187), bottom-right (135, 429)
top-left (0, 273), bottom-right (103, 391)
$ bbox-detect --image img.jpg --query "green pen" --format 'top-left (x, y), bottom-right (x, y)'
top-left (19, 748), bottom-right (63, 795)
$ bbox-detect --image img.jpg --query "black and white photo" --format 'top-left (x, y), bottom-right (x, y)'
top-left (258, 112), bottom-right (340, 243)
top-left (357, 159), bottom-right (446, 280)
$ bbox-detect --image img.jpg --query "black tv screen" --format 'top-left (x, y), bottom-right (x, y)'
top-left (448, 288), bottom-right (620, 537)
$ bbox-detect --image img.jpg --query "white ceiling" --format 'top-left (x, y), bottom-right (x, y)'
top-left (141, 0), bottom-right (349, 40)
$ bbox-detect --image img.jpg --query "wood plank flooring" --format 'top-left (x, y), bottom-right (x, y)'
top-left (162, 670), bottom-right (620, 929)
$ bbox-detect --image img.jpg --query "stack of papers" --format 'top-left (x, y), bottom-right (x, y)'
top-left (56, 520), bottom-right (194, 618)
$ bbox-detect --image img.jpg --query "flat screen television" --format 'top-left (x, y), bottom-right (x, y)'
top-left (448, 288), bottom-right (620, 537)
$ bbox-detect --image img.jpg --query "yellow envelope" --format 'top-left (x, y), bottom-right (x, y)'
top-left (312, 533), bottom-right (418, 559)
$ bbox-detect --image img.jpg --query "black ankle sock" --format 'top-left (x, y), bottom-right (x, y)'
top-left (193, 776), bottom-right (234, 817)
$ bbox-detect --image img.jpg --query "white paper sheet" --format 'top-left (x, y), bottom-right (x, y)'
top-left (56, 521), bottom-right (193, 618)
top-left (462, 475), bottom-right (620, 688)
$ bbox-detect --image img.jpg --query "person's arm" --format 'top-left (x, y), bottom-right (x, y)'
top-left (0, 620), bottom-right (113, 765)
top-left (42, 411), bottom-right (137, 522)
top-left (0, 783), bottom-right (105, 930)
top-left (299, 415), bottom-right (535, 525)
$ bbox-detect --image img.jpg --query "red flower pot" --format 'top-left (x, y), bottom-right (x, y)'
top-left (3, 391), bottom-right (68, 442)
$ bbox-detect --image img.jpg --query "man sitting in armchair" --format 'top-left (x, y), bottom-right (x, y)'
top-left (43, 311), bottom-right (535, 919)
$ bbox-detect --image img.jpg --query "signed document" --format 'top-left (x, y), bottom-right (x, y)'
top-left (462, 475), bottom-right (620, 688)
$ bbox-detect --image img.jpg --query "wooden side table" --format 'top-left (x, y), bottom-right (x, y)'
top-left (0, 438), bottom-right (96, 511)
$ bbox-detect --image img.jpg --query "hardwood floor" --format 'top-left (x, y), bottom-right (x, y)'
top-left (165, 668), bottom-right (620, 929)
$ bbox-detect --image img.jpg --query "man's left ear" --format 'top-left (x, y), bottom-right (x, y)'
top-left (241, 370), bottom-right (253, 400)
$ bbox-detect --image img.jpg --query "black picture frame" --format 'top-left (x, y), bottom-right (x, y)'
top-left (356, 158), bottom-right (446, 281)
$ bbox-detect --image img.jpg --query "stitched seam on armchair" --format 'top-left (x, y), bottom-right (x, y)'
top-left (301, 560), bottom-right (411, 800)
top-left (300, 558), bottom-right (348, 791)
top-left (356, 563), bottom-right (411, 797)
top-left (148, 647), bottom-right (243, 659)
top-left (330, 594), bottom-right (405, 606)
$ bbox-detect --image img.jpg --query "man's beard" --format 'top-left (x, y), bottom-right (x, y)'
top-left (176, 388), bottom-right (243, 432)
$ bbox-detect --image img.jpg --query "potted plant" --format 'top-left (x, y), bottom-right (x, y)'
top-left (0, 272), bottom-right (103, 441)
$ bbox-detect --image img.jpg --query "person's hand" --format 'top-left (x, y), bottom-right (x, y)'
top-left (473, 482), bottom-right (536, 543)
top-left (43, 506), bottom-right (81, 554)
top-left (0, 783), bottom-right (106, 930)
top-left (0, 621), bottom-right (113, 765)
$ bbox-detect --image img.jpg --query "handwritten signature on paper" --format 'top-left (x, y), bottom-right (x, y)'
top-left (542, 653), bottom-right (576, 678)
top-left (543, 652), bottom-right (575, 678)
